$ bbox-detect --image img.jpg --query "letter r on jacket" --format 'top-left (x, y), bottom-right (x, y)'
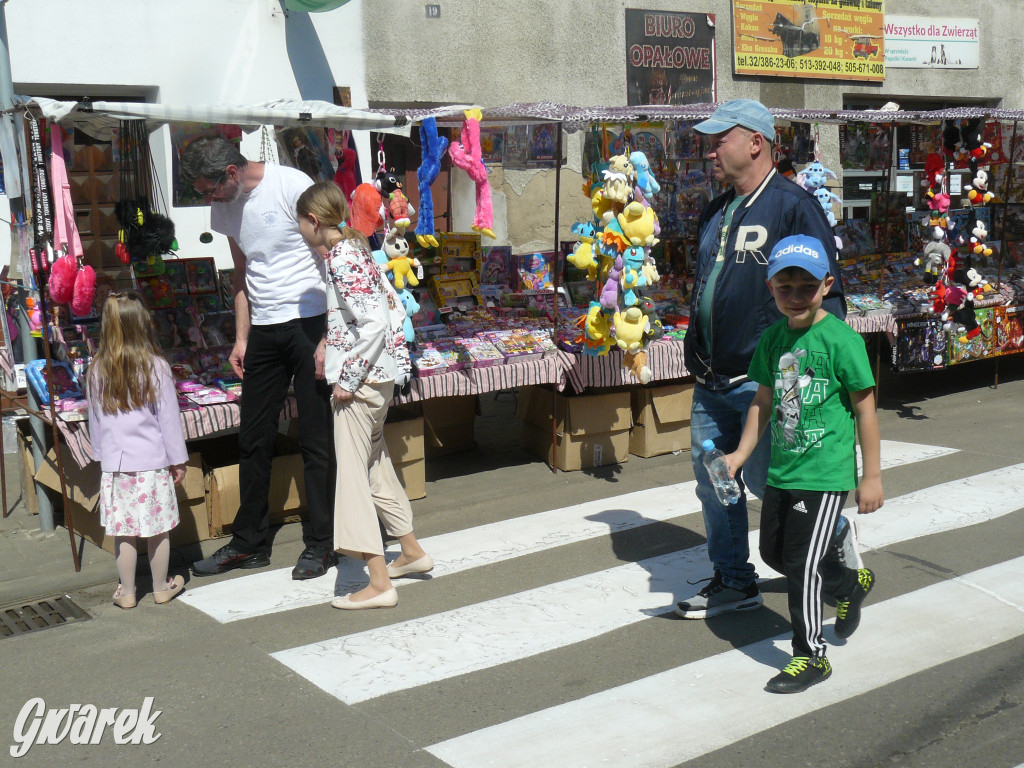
top-left (734, 225), bottom-right (769, 264)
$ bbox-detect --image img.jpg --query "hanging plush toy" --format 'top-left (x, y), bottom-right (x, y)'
top-left (813, 187), bottom-right (843, 227)
top-left (567, 221), bottom-right (599, 280)
top-left (415, 117), bottom-right (448, 249)
top-left (396, 288), bottom-right (419, 346)
top-left (376, 168), bottom-right (415, 234)
top-left (383, 229), bottom-right (419, 290)
top-left (965, 169), bottom-right (994, 205)
top-left (333, 147), bottom-right (359, 202)
top-left (915, 240), bottom-right (950, 285)
top-left (601, 155), bottom-right (635, 204)
top-left (48, 253), bottom-right (77, 305)
top-left (796, 161), bottom-right (838, 191)
top-left (448, 108), bottom-right (495, 239)
top-left (349, 183), bottom-right (385, 237)
top-left (629, 150), bottom-right (660, 199)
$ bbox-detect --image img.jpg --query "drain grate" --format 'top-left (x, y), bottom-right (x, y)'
top-left (0, 595), bottom-right (91, 639)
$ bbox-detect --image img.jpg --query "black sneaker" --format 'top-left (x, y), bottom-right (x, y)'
top-left (835, 568), bottom-right (875, 638)
top-left (192, 544), bottom-right (270, 576)
top-left (766, 656), bottom-right (832, 694)
top-left (674, 571), bottom-right (763, 619)
top-left (291, 545), bottom-right (338, 580)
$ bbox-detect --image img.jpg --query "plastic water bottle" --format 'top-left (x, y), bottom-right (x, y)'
top-left (702, 439), bottom-right (741, 505)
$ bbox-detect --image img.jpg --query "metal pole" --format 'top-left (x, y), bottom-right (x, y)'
top-left (550, 122), bottom-right (563, 474)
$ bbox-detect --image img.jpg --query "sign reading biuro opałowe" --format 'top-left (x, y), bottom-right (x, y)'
top-left (626, 10), bottom-right (716, 107)
top-left (732, 0), bottom-right (885, 82)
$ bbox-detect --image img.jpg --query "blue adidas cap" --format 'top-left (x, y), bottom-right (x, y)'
top-left (767, 235), bottom-right (830, 280)
top-left (694, 99), bottom-right (776, 142)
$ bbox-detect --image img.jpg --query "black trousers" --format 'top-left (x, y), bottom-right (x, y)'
top-left (760, 486), bottom-right (859, 658)
top-left (230, 315), bottom-right (335, 554)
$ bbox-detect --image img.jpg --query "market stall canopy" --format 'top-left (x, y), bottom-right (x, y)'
top-left (19, 97), bottom-right (411, 140)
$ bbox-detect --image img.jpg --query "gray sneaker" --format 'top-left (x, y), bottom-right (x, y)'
top-left (675, 572), bottom-right (763, 619)
top-left (833, 515), bottom-right (864, 570)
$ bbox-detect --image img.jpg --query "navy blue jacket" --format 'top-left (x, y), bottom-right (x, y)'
top-left (683, 168), bottom-right (847, 390)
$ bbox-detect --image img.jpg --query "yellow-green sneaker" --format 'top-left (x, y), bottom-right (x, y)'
top-left (766, 655), bottom-right (832, 694)
top-left (835, 568), bottom-right (875, 639)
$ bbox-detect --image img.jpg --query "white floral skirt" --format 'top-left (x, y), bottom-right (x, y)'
top-left (99, 468), bottom-right (180, 538)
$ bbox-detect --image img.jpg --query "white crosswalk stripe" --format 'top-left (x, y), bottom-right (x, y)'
top-left (176, 439), bottom-right (1024, 767)
top-left (180, 440), bottom-right (956, 622)
top-left (271, 461), bottom-right (1024, 704)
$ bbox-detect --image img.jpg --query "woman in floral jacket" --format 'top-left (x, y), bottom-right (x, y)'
top-left (297, 182), bottom-right (432, 611)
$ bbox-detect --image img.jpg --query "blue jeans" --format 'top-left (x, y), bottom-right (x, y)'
top-left (690, 381), bottom-right (771, 590)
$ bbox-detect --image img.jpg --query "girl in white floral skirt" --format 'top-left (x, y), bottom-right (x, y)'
top-left (87, 292), bottom-right (189, 609)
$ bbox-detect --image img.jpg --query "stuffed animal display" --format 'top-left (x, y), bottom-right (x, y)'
top-left (448, 109), bottom-right (496, 240)
top-left (921, 119), bottom-right (998, 344)
top-left (376, 168), bottom-right (416, 234)
top-left (570, 148), bottom-right (665, 382)
top-left (796, 160), bottom-right (842, 246)
top-left (383, 229), bottom-right (420, 290)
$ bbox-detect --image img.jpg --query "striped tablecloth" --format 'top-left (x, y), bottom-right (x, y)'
top-left (564, 339), bottom-right (691, 391)
top-left (395, 352), bottom-right (577, 403)
top-left (55, 398), bottom-right (299, 470)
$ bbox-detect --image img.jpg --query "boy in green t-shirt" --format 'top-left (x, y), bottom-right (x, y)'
top-left (724, 235), bottom-right (884, 694)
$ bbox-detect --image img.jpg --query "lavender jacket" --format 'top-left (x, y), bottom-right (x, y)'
top-left (87, 357), bottom-right (188, 472)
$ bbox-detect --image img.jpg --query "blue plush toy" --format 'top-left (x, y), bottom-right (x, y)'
top-left (397, 288), bottom-right (419, 346)
top-left (619, 246), bottom-right (648, 307)
top-left (629, 150), bottom-right (661, 198)
top-left (415, 117), bottom-right (449, 249)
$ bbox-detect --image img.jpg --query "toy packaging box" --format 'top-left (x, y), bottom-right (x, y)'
top-left (186, 257), bottom-right (218, 294)
top-left (994, 304), bottom-right (1024, 354)
top-left (947, 307), bottom-right (995, 365)
top-left (893, 317), bottom-right (947, 372)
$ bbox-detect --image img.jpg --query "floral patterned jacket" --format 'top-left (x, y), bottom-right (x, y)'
top-left (324, 238), bottom-right (411, 393)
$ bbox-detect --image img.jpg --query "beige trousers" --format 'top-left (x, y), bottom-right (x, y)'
top-left (332, 380), bottom-right (413, 557)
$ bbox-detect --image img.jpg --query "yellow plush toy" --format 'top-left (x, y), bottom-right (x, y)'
top-left (591, 188), bottom-right (616, 225)
top-left (613, 306), bottom-right (648, 353)
top-left (384, 230), bottom-right (420, 290)
top-left (617, 201), bottom-right (659, 247)
top-left (601, 155), bottom-right (635, 204)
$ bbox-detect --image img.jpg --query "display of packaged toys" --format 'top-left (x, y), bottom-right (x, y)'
top-left (411, 346), bottom-right (448, 377)
top-left (430, 272), bottom-right (483, 310)
top-left (215, 376), bottom-right (242, 398)
top-left (56, 397), bottom-right (90, 422)
top-left (485, 329), bottom-right (544, 362)
top-left (516, 252), bottom-right (555, 291)
top-left (137, 275), bottom-right (176, 309)
top-left (217, 267), bottom-right (235, 309)
top-left (994, 304), bottom-right (1024, 353)
top-left (462, 336), bottom-right (504, 367)
top-left (186, 385), bottom-right (236, 405)
top-left (480, 245), bottom-right (512, 287)
top-left (155, 305), bottom-right (202, 350)
top-left (24, 359), bottom-right (82, 405)
top-left (163, 259), bottom-right (189, 295)
top-left (439, 232), bottom-right (482, 273)
top-left (892, 317), bottom-right (947, 372)
top-left (185, 257), bottom-right (218, 294)
top-left (947, 307), bottom-right (995, 364)
top-left (200, 311), bottom-right (236, 348)
top-left (194, 293), bottom-right (222, 315)
top-left (197, 346), bottom-right (235, 378)
top-left (131, 253), bottom-right (166, 279)
top-left (429, 339), bottom-right (470, 371)
top-left (164, 349), bottom-right (199, 380)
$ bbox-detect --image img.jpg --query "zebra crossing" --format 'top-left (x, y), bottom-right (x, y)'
top-left (179, 440), bottom-right (1024, 767)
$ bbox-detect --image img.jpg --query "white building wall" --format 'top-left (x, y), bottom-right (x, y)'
top-left (3, 0), bottom-right (369, 269)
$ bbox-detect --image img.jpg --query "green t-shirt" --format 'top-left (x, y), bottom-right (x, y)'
top-left (748, 313), bottom-right (875, 491)
top-left (697, 195), bottom-right (746, 351)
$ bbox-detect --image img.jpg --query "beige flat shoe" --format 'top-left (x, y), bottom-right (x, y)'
top-left (331, 587), bottom-right (398, 610)
top-left (112, 586), bottom-right (137, 610)
top-left (387, 554), bottom-right (434, 578)
top-left (154, 575), bottom-right (185, 605)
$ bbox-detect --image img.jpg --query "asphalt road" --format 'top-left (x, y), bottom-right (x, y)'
top-left (2, 352), bottom-right (1023, 768)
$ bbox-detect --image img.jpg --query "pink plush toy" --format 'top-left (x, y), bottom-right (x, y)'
top-left (48, 253), bottom-right (77, 305)
top-left (448, 109), bottom-right (495, 239)
top-left (71, 264), bottom-right (96, 317)
top-left (333, 147), bottom-right (358, 202)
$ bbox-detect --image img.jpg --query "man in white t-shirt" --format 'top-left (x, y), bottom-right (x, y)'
top-left (181, 138), bottom-right (337, 580)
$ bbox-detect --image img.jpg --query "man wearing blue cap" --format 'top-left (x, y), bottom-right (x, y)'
top-left (677, 99), bottom-right (850, 620)
top-left (718, 235), bottom-right (882, 693)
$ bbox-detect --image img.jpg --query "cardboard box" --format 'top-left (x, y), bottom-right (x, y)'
top-left (629, 382), bottom-right (694, 458)
top-left (517, 386), bottom-right (631, 471)
top-left (422, 395), bottom-right (478, 458)
top-left (383, 416), bottom-right (425, 500)
top-left (206, 454), bottom-right (306, 538)
top-left (35, 449), bottom-right (209, 554)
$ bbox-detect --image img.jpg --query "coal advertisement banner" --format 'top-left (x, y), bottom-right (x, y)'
top-left (732, 0), bottom-right (885, 82)
top-left (626, 10), bottom-right (716, 106)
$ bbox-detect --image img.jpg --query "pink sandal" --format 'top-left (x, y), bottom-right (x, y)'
top-left (154, 575), bottom-right (185, 605)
